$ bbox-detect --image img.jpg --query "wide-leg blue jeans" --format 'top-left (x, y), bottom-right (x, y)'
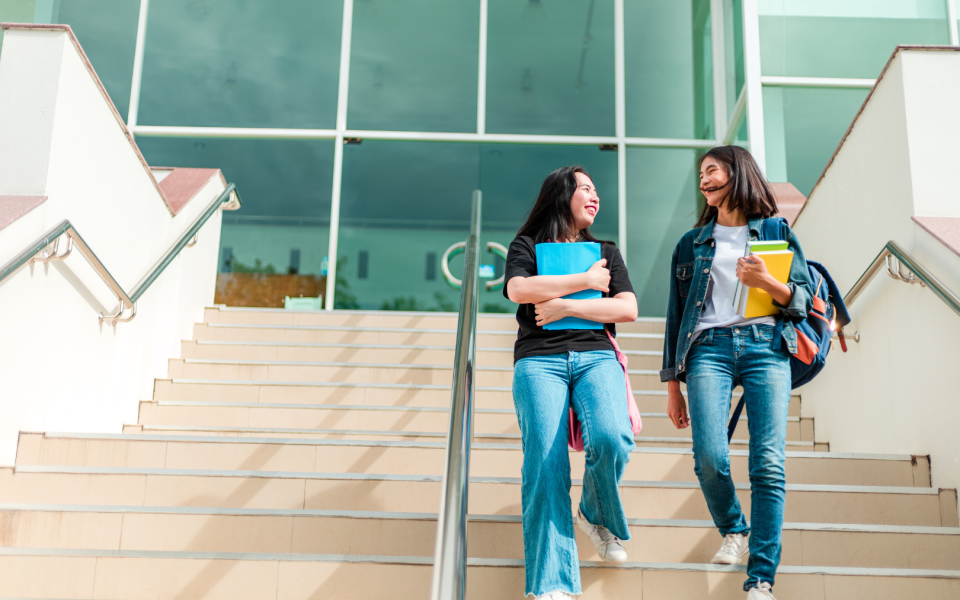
top-left (512, 350), bottom-right (635, 597)
top-left (685, 324), bottom-right (792, 591)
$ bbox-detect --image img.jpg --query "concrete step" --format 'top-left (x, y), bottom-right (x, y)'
top-left (1, 467), bottom-right (950, 526)
top-left (168, 358), bottom-right (671, 391)
top-left (180, 339), bottom-right (666, 369)
top-left (192, 323), bottom-right (665, 352)
top-left (123, 423), bottom-right (823, 451)
top-left (136, 401), bottom-right (813, 442)
top-left (17, 433), bottom-right (910, 486)
top-left (154, 378), bottom-right (802, 416)
top-left (2, 505), bottom-right (957, 570)
top-left (3, 547), bottom-right (957, 600)
top-left (202, 307), bottom-right (667, 335)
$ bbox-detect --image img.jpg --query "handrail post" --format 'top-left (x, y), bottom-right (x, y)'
top-left (430, 190), bottom-right (481, 600)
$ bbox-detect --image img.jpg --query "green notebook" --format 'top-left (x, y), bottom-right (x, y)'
top-left (732, 240), bottom-right (789, 309)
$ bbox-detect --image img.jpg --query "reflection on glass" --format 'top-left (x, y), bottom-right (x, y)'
top-left (761, 86), bottom-right (868, 195)
top-left (487, 0), bottom-right (615, 135)
top-left (337, 141), bottom-right (617, 312)
top-left (725, 0), bottom-right (745, 120)
top-left (339, 141), bottom-right (480, 310)
top-left (54, 0), bottom-right (140, 122)
top-left (625, 0), bottom-right (714, 139)
top-left (759, 1), bottom-right (948, 79)
top-left (0, 3), bottom-right (33, 54)
top-left (348, 0), bottom-right (479, 132)
top-left (137, 137), bottom-right (335, 307)
top-left (625, 148), bottom-right (701, 316)
top-left (139, 0), bottom-right (342, 128)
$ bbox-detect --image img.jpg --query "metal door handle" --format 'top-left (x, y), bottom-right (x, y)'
top-left (442, 241), bottom-right (508, 291)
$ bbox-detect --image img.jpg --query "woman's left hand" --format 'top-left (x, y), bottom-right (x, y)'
top-left (534, 298), bottom-right (570, 327)
top-left (736, 254), bottom-right (773, 291)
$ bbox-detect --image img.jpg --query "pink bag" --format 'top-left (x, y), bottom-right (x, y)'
top-left (568, 330), bottom-right (643, 451)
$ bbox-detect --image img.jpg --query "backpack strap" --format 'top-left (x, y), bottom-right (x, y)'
top-left (727, 395), bottom-right (746, 443)
top-left (807, 260), bottom-right (852, 327)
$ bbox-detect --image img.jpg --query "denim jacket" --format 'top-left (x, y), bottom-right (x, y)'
top-left (660, 217), bottom-right (814, 383)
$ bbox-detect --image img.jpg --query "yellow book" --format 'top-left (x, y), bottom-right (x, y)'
top-left (737, 250), bottom-right (794, 318)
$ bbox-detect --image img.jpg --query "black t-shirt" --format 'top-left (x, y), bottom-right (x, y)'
top-left (503, 236), bottom-right (635, 363)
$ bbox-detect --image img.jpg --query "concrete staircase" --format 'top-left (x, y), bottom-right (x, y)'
top-left (2, 308), bottom-right (959, 599)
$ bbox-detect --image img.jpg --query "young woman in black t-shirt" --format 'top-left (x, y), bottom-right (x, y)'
top-left (503, 166), bottom-right (638, 600)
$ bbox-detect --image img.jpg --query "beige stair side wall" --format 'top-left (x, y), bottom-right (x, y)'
top-left (794, 48), bottom-right (960, 518)
top-left (0, 28), bottom-right (225, 465)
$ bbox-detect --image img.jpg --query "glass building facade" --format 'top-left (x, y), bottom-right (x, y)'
top-left (4, 0), bottom-right (959, 315)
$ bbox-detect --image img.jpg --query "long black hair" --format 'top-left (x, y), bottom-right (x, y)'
top-left (516, 166), bottom-right (605, 244)
top-left (695, 145), bottom-right (778, 228)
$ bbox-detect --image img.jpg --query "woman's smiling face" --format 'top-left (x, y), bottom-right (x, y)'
top-left (570, 172), bottom-right (599, 233)
top-left (699, 156), bottom-right (731, 208)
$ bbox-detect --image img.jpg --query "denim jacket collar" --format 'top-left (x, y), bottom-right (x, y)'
top-left (694, 216), bottom-right (765, 245)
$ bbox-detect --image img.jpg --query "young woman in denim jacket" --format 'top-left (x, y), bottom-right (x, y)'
top-left (661, 146), bottom-right (814, 600)
top-left (503, 166), bottom-right (638, 600)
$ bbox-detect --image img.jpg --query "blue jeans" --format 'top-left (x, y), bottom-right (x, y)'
top-left (686, 325), bottom-right (791, 591)
top-left (512, 350), bottom-right (635, 597)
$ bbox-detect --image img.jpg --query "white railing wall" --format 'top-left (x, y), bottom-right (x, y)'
top-left (794, 48), bottom-right (960, 508)
top-left (0, 27), bottom-right (226, 465)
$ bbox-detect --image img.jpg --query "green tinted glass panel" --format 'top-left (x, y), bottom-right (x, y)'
top-left (725, 0), bottom-right (744, 119)
top-left (137, 137), bottom-right (334, 308)
top-left (338, 141), bottom-right (480, 310)
top-left (54, 0), bottom-right (140, 122)
top-left (759, 0), bottom-right (948, 78)
top-left (348, 0), bottom-right (479, 132)
top-left (486, 0), bottom-right (615, 136)
top-left (479, 144), bottom-right (618, 240)
top-left (762, 86), bottom-right (868, 195)
top-left (139, 0), bottom-right (342, 128)
top-left (0, 1), bottom-right (41, 55)
top-left (625, 148), bottom-right (701, 316)
top-left (625, 0), bottom-right (714, 139)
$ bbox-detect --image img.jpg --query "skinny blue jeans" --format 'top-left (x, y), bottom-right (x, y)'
top-left (512, 350), bottom-right (635, 597)
top-left (686, 325), bottom-right (791, 591)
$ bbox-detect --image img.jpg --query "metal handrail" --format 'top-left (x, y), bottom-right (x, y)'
top-left (845, 239), bottom-right (960, 317)
top-left (430, 190), bottom-right (481, 600)
top-left (0, 183), bottom-right (240, 324)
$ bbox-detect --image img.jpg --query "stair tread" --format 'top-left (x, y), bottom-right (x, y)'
top-left (8, 466), bottom-right (936, 493)
top-left (34, 431), bottom-right (901, 460)
top-left (2, 503), bottom-right (956, 534)
top-left (1, 545), bottom-right (959, 577)
top-left (161, 378), bottom-right (801, 397)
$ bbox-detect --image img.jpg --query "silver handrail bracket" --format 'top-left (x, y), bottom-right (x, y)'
top-left (431, 190), bottom-right (481, 600)
top-left (0, 183), bottom-right (240, 325)
top-left (845, 240), bottom-right (960, 318)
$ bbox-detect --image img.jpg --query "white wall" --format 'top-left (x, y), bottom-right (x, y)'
top-left (0, 28), bottom-right (226, 465)
top-left (795, 48), bottom-right (960, 500)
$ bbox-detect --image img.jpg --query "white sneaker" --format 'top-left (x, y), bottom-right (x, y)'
top-left (534, 592), bottom-right (576, 600)
top-left (575, 508), bottom-right (628, 563)
top-left (711, 532), bottom-right (749, 565)
top-left (746, 582), bottom-right (776, 599)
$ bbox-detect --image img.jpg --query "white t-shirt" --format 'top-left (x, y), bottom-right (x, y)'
top-left (694, 224), bottom-right (776, 334)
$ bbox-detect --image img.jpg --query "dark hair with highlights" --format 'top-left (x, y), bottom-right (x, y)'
top-left (516, 166), bottom-right (606, 245)
top-left (695, 146), bottom-right (778, 228)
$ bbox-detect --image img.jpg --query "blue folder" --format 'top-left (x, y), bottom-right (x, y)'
top-left (535, 242), bottom-right (603, 330)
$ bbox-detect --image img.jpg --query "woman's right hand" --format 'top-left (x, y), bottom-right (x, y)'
top-left (585, 258), bottom-right (610, 292)
top-left (666, 381), bottom-right (689, 429)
